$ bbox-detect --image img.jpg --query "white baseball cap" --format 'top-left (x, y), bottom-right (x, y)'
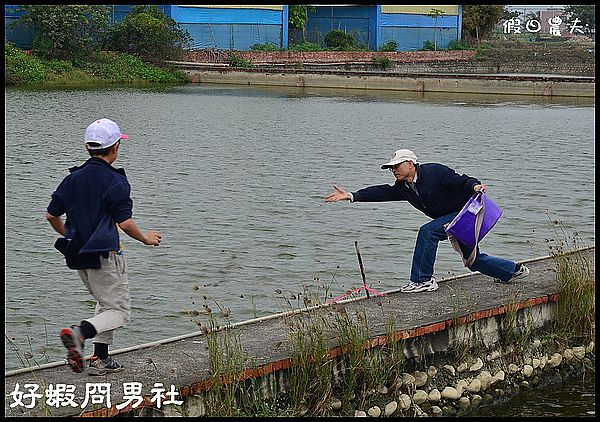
top-left (381, 149), bottom-right (418, 169)
top-left (84, 118), bottom-right (128, 150)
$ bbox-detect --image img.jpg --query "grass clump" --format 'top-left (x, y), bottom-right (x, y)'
top-left (549, 243), bottom-right (595, 346)
top-left (5, 41), bottom-right (188, 86)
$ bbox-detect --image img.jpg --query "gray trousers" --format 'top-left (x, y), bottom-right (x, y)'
top-left (77, 253), bottom-right (131, 345)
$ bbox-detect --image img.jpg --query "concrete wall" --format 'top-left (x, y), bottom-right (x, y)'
top-left (4, 248), bottom-right (595, 417)
top-left (181, 67), bottom-right (595, 98)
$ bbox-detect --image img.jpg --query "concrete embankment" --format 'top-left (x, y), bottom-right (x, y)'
top-left (174, 63), bottom-right (595, 98)
top-left (4, 247), bottom-right (595, 417)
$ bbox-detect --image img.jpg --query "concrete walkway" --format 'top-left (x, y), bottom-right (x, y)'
top-left (4, 247), bottom-right (594, 417)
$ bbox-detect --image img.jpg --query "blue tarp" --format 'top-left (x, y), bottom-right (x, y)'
top-left (175, 7), bottom-right (283, 25)
top-left (381, 27), bottom-right (458, 51)
top-left (181, 23), bottom-right (282, 50)
top-left (381, 13), bottom-right (459, 28)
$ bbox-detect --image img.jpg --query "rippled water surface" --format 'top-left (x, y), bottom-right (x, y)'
top-left (5, 85), bottom-right (595, 387)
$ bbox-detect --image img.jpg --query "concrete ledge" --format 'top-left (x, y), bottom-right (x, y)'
top-left (176, 66), bottom-right (595, 97)
top-left (4, 247), bottom-right (595, 416)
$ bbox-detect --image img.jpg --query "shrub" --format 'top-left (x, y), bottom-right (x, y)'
top-left (107, 5), bottom-right (192, 63)
top-left (379, 40), bottom-right (398, 52)
top-left (4, 41), bottom-right (47, 84)
top-left (228, 54), bottom-right (255, 68)
top-left (324, 30), bottom-right (355, 50)
top-left (288, 41), bottom-right (323, 52)
top-left (421, 40), bottom-right (436, 51)
top-left (447, 39), bottom-right (473, 50)
top-left (15, 5), bottom-right (110, 61)
top-left (372, 56), bottom-right (393, 70)
top-left (250, 43), bottom-right (280, 52)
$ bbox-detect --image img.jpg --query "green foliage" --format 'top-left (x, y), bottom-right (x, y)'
top-left (372, 56), bottom-right (393, 70)
top-left (82, 52), bottom-right (184, 83)
top-left (324, 30), bottom-right (355, 50)
top-left (379, 40), bottom-right (398, 52)
top-left (250, 43), bottom-right (280, 52)
top-left (421, 40), bottom-right (436, 51)
top-left (447, 39), bottom-right (474, 50)
top-left (4, 41), bottom-right (46, 84)
top-left (564, 5), bottom-right (595, 31)
top-left (462, 5), bottom-right (504, 43)
top-left (501, 6), bottom-right (520, 21)
top-left (4, 41), bottom-right (187, 86)
top-left (16, 5), bottom-right (110, 61)
top-left (288, 5), bottom-right (309, 30)
top-left (288, 41), bottom-right (323, 52)
top-left (107, 5), bottom-right (192, 63)
top-left (228, 54), bottom-right (255, 68)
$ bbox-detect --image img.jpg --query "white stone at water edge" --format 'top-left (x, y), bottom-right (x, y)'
top-left (476, 371), bottom-right (493, 390)
top-left (428, 389), bottom-right (441, 402)
top-left (532, 358), bottom-right (541, 369)
top-left (384, 401), bottom-right (398, 416)
top-left (508, 363), bottom-right (520, 374)
top-left (367, 406), bottom-right (381, 417)
top-left (377, 384), bottom-right (388, 395)
top-left (520, 380), bottom-right (530, 388)
top-left (467, 378), bottom-right (482, 393)
top-left (442, 364), bottom-right (456, 376)
top-left (331, 397), bottom-right (342, 410)
top-left (572, 346), bottom-right (586, 360)
top-left (540, 355), bottom-right (548, 369)
top-left (549, 353), bottom-right (563, 367)
top-left (458, 397), bottom-right (470, 409)
top-left (487, 350), bottom-right (501, 361)
top-left (354, 410), bottom-right (366, 417)
top-left (456, 362), bottom-right (468, 373)
top-left (402, 373), bottom-right (416, 387)
top-left (470, 357), bottom-right (484, 371)
top-left (398, 394), bottom-right (412, 410)
top-left (455, 379), bottom-right (469, 396)
top-left (522, 365), bottom-right (534, 378)
top-left (427, 365), bottom-right (438, 378)
top-left (413, 370), bottom-right (428, 387)
top-left (563, 348), bottom-right (574, 361)
top-left (492, 370), bottom-right (505, 383)
top-left (430, 405), bottom-right (443, 415)
top-left (441, 387), bottom-right (461, 400)
top-left (471, 394), bottom-right (483, 408)
top-left (586, 341), bottom-right (595, 353)
top-left (413, 390), bottom-right (428, 405)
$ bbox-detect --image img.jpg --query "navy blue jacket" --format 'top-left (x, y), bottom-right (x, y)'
top-left (47, 157), bottom-right (133, 258)
top-left (352, 163), bottom-right (480, 219)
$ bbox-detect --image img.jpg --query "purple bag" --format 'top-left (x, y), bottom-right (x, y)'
top-left (445, 193), bottom-right (502, 247)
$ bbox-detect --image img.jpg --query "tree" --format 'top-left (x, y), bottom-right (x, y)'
top-left (564, 5), bottom-right (595, 34)
top-left (16, 5), bottom-right (110, 60)
top-left (428, 8), bottom-right (445, 51)
top-left (107, 6), bottom-right (192, 63)
top-left (501, 7), bottom-right (520, 21)
top-left (462, 5), bottom-right (504, 45)
top-left (288, 5), bottom-right (316, 42)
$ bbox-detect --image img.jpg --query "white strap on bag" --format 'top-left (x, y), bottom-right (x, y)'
top-left (447, 193), bottom-right (486, 267)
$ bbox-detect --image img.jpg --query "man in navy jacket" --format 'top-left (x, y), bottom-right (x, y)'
top-left (46, 118), bottom-right (162, 375)
top-left (325, 149), bottom-right (529, 293)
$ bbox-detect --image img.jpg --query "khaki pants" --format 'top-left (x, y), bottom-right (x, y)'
top-left (77, 253), bottom-right (131, 345)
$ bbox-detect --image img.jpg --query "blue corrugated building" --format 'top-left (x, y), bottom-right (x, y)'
top-left (304, 5), bottom-right (462, 51)
top-left (5, 5), bottom-right (460, 52)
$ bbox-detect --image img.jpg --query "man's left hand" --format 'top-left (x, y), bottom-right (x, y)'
top-left (474, 184), bottom-right (487, 193)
